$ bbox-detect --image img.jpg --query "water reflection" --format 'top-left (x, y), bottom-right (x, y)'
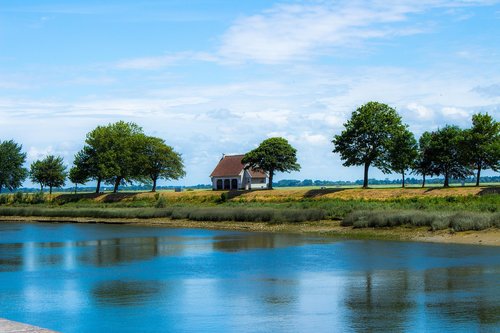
top-left (344, 270), bottom-right (415, 332)
top-left (212, 233), bottom-right (325, 252)
top-left (0, 222), bottom-right (499, 333)
top-left (93, 280), bottom-right (165, 307)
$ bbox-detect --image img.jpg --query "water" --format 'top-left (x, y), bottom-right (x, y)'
top-left (0, 222), bottom-right (499, 332)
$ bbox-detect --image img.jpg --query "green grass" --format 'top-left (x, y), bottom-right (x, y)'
top-left (0, 206), bottom-right (326, 223)
top-left (341, 210), bottom-right (500, 231)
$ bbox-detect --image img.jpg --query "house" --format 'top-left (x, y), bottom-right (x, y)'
top-left (210, 154), bottom-right (268, 190)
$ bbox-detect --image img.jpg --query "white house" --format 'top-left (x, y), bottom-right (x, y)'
top-left (210, 154), bottom-right (268, 190)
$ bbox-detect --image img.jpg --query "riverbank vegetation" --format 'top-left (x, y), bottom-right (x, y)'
top-left (0, 186), bottom-right (498, 232)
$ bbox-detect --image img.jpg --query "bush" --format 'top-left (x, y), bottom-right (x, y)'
top-left (0, 195), bottom-right (8, 205)
top-left (155, 196), bottom-right (168, 208)
top-left (13, 191), bottom-right (25, 204)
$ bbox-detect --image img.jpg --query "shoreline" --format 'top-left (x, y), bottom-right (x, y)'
top-left (1, 216), bottom-right (498, 246)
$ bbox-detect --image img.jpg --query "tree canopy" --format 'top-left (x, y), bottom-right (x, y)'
top-left (0, 140), bottom-right (28, 193)
top-left (29, 155), bottom-right (67, 194)
top-left (412, 131), bottom-right (434, 187)
top-left (387, 126), bottom-right (418, 188)
top-left (136, 136), bottom-right (186, 192)
top-left (427, 126), bottom-right (472, 187)
top-left (242, 137), bottom-right (300, 189)
top-left (72, 121), bottom-right (185, 192)
top-left (332, 101), bottom-right (404, 188)
top-left (464, 113), bottom-right (500, 186)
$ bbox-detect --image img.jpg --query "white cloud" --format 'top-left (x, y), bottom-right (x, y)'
top-left (116, 54), bottom-right (183, 70)
top-left (218, 0), bottom-right (499, 64)
top-left (441, 106), bottom-right (470, 119)
top-left (406, 102), bottom-right (434, 120)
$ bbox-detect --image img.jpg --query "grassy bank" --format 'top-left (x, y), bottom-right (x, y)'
top-left (0, 186), bottom-right (498, 232)
top-left (342, 210), bottom-right (500, 231)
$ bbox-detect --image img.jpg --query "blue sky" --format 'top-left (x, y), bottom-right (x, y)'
top-left (1, 0), bottom-right (499, 186)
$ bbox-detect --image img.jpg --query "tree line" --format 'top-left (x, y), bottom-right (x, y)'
top-left (333, 102), bottom-right (499, 188)
top-left (0, 121), bottom-right (185, 194)
top-left (0, 102), bottom-right (498, 193)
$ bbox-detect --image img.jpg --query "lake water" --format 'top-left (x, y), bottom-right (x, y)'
top-left (0, 222), bottom-right (499, 332)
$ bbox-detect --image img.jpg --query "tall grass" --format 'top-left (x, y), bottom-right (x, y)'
top-left (0, 206), bottom-right (325, 223)
top-left (342, 210), bottom-right (499, 231)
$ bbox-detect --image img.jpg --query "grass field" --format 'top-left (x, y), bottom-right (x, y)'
top-left (0, 185), bottom-right (498, 232)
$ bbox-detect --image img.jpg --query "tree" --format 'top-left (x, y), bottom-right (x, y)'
top-left (137, 136), bottom-right (186, 192)
top-left (0, 140), bottom-right (28, 193)
top-left (69, 164), bottom-right (88, 194)
top-left (412, 131), bottom-right (433, 188)
top-left (30, 155), bottom-right (67, 194)
top-left (387, 126), bottom-right (418, 188)
top-left (242, 137), bottom-right (300, 189)
top-left (332, 101), bottom-right (404, 188)
top-left (75, 121), bottom-right (144, 193)
top-left (465, 113), bottom-right (500, 186)
top-left (427, 126), bottom-right (472, 187)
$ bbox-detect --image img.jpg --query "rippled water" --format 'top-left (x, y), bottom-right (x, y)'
top-left (0, 222), bottom-right (499, 332)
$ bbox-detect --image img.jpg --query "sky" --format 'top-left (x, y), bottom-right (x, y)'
top-left (1, 0), bottom-right (499, 187)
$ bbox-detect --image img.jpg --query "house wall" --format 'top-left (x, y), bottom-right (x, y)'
top-left (211, 174), bottom-right (244, 190)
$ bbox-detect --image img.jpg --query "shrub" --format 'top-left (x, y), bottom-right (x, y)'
top-left (450, 212), bottom-right (493, 231)
top-left (13, 191), bottom-right (25, 204)
top-left (0, 195), bottom-right (8, 205)
top-left (155, 196), bottom-right (168, 208)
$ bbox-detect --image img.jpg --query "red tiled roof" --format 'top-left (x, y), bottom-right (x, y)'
top-left (210, 154), bottom-right (267, 178)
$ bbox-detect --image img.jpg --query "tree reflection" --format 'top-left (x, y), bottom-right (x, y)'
top-left (424, 266), bottom-right (500, 329)
top-left (92, 280), bottom-right (165, 307)
top-left (212, 233), bottom-right (308, 252)
top-left (0, 243), bottom-right (23, 272)
top-left (78, 237), bottom-right (185, 266)
top-left (344, 270), bottom-right (414, 332)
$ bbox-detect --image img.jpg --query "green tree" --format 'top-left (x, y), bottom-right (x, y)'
top-left (332, 101), bottom-right (404, 188)
top-left (428, 126), bottom-right (472, 187)
top-left (412, 131), bottom-right (434, 188)
top-left (0, 140), bottom-right (28, 193)
top-left (69, 164), bottom-right (88, 194)
top-left (29, 155), bottom-right (67, 194)
top-left (75, 121), bottom-right (144, 193)
top-left (242, 137), bottom-right (300, 190)
top-left (387, 126), bottom-right (418, 188)
top-left (137, 136), bottom-right (186, 192)
top-left (465, 113), bottom-right (500, 186)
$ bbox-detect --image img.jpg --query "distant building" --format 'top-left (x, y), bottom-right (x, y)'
top-left (210, 154), bottom-right (268, 190)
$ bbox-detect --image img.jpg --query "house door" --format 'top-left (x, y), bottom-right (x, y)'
top-left (224, 179), bottom-right (230, 190)
top-left (216, 179), bottom-right (223, 190)
top-left (231, 179), bottom-right (238, 190)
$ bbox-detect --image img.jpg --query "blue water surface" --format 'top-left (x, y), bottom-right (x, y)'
top-left (0, 222), bottom-right (499, 332)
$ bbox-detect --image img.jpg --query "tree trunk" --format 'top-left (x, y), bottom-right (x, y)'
top-left (49, 186), bottom-right (53, 195)
top-left (113, 177), bottom-right (122, 193)
top-left (95, 177), bottom-right (101, 193)
top-left (422, 174), bottom-right (426, 188)
top-left (0, 185), bottom-right (2, 194)
top-left (363, 162), bottom-right (370, 188)
top-left (476, 163), bottom-right (481, 187)
top-left (152, 178), bottom-right (157, 192)
top-left (268, 170), bottom-right (274, 190)
top-left (401, 170), bottom-right (405, 188)
top-left (40, 184), bottom-right (44, 193)
top-left (443, 170), bottom-right (449, 187)
top-left (74, 184), bottom-right (78, 194)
